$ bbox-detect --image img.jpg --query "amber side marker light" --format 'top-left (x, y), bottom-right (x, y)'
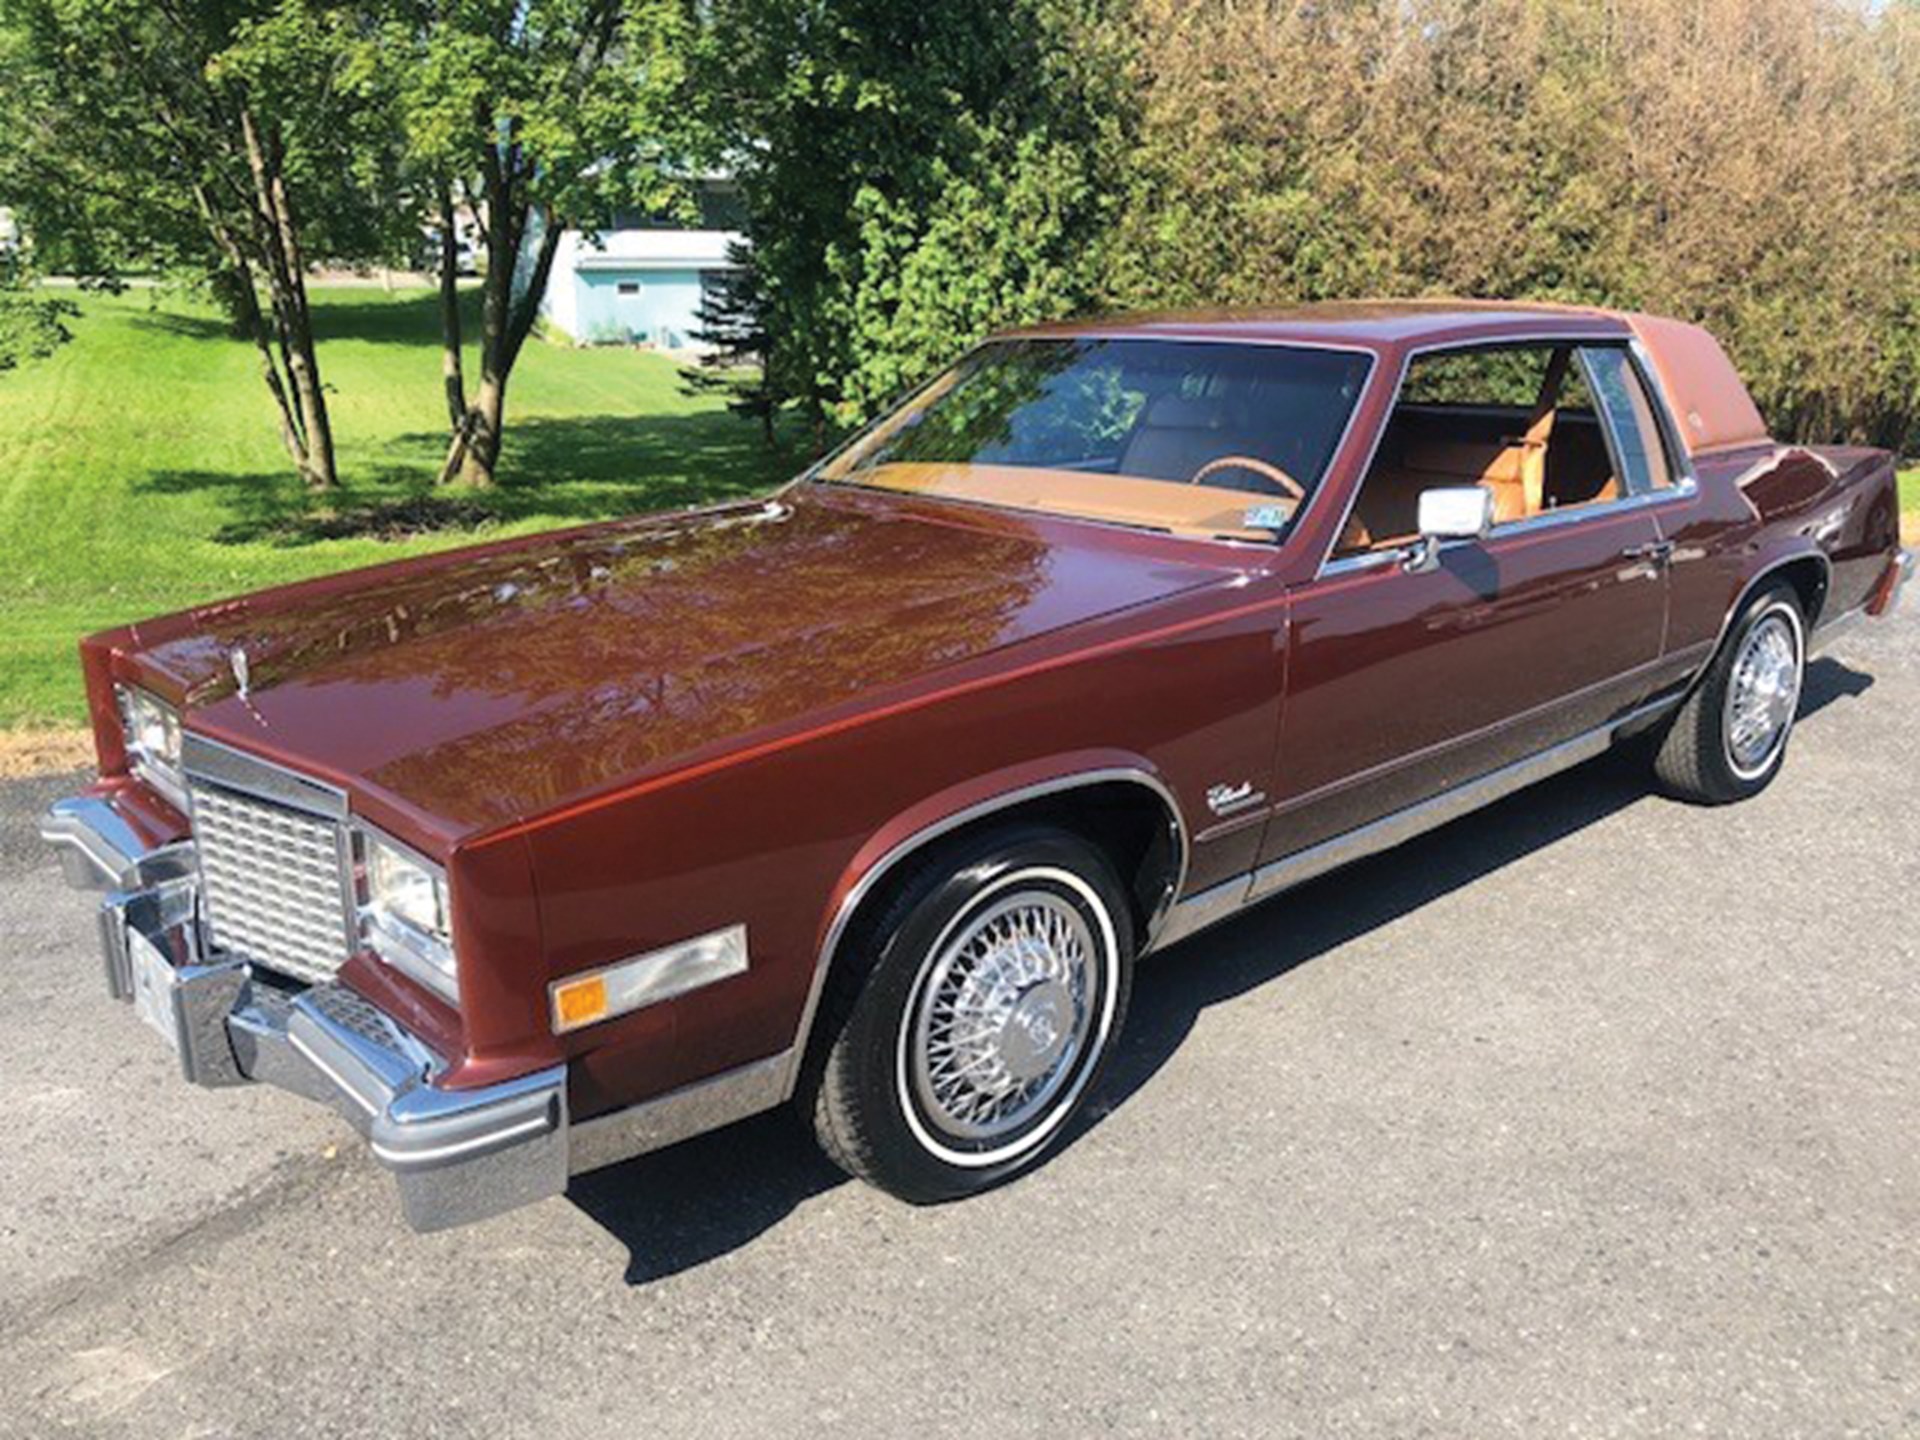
top-left (548, 925), bottom-right (749, 1035)
top-left (552, 975), bottom-right (608, 1031)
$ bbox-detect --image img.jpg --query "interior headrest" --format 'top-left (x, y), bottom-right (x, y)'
top-left (1141, 392), bottom-right (1224, 429)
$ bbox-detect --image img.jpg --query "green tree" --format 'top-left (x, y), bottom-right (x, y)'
top-left (0, 283), bottom-right (75, 375)
top-left (1107, 0), bottom-right (1920, 449)
top-left (377, 0), bottom-right (690, 488)
top-left (684, 0), bottom-right (1131, 440)
top-left (0, 0), bottom-right (404, 487)
top-left (680, 242), bottom-right (783, 445)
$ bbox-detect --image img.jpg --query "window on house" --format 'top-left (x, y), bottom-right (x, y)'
top-left (617, 281), bottom-right (641, 297)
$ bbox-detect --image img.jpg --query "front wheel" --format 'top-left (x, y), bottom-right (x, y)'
top-left (803, 826), bottom-right (1134, 1203)
top-left (1652, 583), bottom-right (1806, 804)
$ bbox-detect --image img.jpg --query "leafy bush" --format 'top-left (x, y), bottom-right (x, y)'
top-left (1106, 0), bottom-right (1920, 450)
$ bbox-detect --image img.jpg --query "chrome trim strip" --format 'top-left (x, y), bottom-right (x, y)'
top-left (779, 766), bottom-right (1188, 1101)
top-left (181, 732), bottom-right (349, 820)
top-left (1486, 480), bottom-right (1696, 540)
top-left (1153, 694), bottom-right (1683, 952)
top-left (1701, 552), bottom-right (1835, 669)
top-left (373, 1110), bottom-right (557, 1169)
top-left (1247, 696), bottom-right (1678, 903)
top-left (1193, 807), bottom-right (1272, 845)
top-left (373, 1065), bottom-right (567, 1171)
top-left (568, 1051), bottom-right (790, 1175)
top-left (1150, 874), bottom-right (1252, 951)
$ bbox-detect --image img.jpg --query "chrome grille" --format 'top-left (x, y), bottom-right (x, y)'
top-left (186, 745), bottom-right (353, 985)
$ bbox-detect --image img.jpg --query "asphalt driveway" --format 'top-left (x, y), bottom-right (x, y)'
top-left (2, 615), bottom-right (1915, 1438)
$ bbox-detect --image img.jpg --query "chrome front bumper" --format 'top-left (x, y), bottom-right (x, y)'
top-left (39, 796), bottom-right (568, 1233)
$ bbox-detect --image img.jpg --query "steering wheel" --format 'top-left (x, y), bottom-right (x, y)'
top-left (1188, 454), bottom-right (1305, 500)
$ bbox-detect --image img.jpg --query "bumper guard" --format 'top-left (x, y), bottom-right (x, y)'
top-left (40, 796), bottom-right (568, 1232)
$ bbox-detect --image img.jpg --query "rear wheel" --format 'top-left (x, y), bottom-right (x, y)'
top-left (803, 826), bottom-right (1133, 1203)
top-left (1652, 583), bottom-right (1805, 803)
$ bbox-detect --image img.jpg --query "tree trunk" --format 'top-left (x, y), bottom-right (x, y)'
top-left (435, 192), bottom-right (563, 488)
top-left (239, 104), bottom-right (337, 490)
top-left (232, 268), bottom-right (316, 481)
top-left (190, 178), bottom-right (324, 487)
top-left (437, 180), bottom-right (467, 430)
top-left (446, 376), bottom-right (505, 487)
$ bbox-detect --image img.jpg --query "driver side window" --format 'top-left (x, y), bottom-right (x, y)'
top-left (1335, 341), bottom-right (1648, 556)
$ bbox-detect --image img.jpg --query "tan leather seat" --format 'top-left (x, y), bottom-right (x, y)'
top-left (1336, 348), bottom-right (1577, 556)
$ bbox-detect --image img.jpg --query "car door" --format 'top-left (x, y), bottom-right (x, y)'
top-left (1257, 339), bottom-right (1677, 865)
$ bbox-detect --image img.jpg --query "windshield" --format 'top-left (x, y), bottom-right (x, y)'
top-left (815, 338), bottom-right (1372, 541)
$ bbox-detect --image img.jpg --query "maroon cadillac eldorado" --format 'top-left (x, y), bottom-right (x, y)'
top-left (41, 302), bottom-right (1912, 1230)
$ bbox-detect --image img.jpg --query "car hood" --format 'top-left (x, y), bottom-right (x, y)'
top-left (121, 487), bottom-right (1237, 837)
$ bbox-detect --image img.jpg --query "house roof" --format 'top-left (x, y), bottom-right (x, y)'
top-left (563, 227), bottom-right (743, 272)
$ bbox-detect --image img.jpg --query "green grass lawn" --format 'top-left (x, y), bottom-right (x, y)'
top-left (1901, 466), bottom-right (1919, 529)
top-left (0, 287), bottom-right (799, 726)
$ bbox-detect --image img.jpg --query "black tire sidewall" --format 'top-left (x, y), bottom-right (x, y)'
top-left (837, 828), bottom-right (1135, 1203)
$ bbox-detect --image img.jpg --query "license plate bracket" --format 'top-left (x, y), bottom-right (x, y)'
top-left (128, 925), bottom-right (182, 1054)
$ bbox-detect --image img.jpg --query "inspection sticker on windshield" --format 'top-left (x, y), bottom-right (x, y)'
top-left (1242, 504), bottom-right (1290, 529)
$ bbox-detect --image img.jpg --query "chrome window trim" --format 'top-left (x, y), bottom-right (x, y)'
top-left (1311, 329), bottom-right (1703, 580)
top-left (1624, 335), bottom-right (1700, 491)
top-left (802, 336), bottom-right (1379, 554)
top-left (1573, 347), bottom-right (1634, 493)
top-left (1318, 481), bottom-right (1698, 580)
top-left (778, 766), bottom-right (1188, 1102)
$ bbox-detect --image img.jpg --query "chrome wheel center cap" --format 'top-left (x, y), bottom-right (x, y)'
top-left (994, 977), bottom-right (1074, 1083)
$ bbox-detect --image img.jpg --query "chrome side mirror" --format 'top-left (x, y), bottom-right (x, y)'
top-left (1406, 486), bottom-right (1495, 574)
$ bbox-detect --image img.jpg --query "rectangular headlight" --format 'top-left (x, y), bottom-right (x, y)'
top-left (357, 828), bottom-right (458, 1003)
top-left (115, 685), bottom-right (185, 806)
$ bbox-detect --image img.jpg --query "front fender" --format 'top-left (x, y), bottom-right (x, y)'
top-left (783, 749), bottom-right (1188, 1095)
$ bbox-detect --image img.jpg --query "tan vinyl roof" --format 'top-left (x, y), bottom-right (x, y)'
top-left (1623, 313), bottom-right (1771, 456)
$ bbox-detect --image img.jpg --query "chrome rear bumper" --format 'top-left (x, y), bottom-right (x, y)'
top-left (1883, 548), bottom-right (1915, 616)
top-left (41, 797), bottom-right (567, 1233)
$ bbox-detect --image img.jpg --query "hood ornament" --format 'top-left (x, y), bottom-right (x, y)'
top-left (229, 646), bottom-right (251, 700)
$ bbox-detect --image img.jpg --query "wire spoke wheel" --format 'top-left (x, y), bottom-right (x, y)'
top-left (1723, 610), bottom-right (1802, 780)
top-left (908, 888), bottom-right (1100, 1146)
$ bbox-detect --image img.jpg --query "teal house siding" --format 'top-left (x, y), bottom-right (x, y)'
top-left (539, 226), bottom-right (741, 351)
top-left (571, 269), bottom-right (708, 348)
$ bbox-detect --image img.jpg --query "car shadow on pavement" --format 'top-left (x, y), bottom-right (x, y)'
top-left (567, 1108), bottom-right (849, 1284)
top-left (564, 657), bottom-right (1872, 1285)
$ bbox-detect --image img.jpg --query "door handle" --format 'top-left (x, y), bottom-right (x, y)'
top-left (1623, 540), bottom-right (1675, 566)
